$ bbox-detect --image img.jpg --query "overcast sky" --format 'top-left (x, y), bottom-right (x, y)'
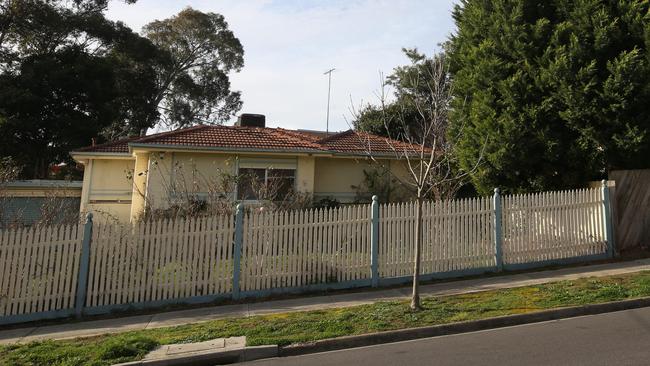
top-left (107, 0), bottom-right (458, 132)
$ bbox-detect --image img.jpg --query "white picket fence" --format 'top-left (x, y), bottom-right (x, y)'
top-left (380, 197), bottom-right (495, 278)
top-left (501, 188), bottom-right (607, 265)
top-left (241, 205), bottom-right (371, 291)
top-left (0, 187), bottom-right (612, 323)
top-left (0, 223), bottom-right (83, 316)
top-left (86, 215), bottom-right (235, 308)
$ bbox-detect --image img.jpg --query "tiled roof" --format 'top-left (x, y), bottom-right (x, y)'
top-left (71, 125), bottom-right (426, 156)
top-left (318, 130), bottom-right (426, 154)
top-left (71, 136), bottom-right (139, 153)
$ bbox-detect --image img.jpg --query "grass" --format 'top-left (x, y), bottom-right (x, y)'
top-left (3, 271), bottom-right (650, 366)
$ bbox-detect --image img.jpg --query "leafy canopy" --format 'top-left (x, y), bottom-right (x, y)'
top-left (447, 0), bottom-right (650, 194)
top-left (143, 7), bottom-right (244, 129)
top-left (0, 0), bottom-right (158, 178)
top-left (0, 2), bottom-right (244, 178)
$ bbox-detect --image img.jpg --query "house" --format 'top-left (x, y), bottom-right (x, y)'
top-left (0, 180), bottom-right (82, 227)
top-left (70, 114), bottom-right (415, 222)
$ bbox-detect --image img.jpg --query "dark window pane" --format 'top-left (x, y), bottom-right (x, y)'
top-left (237, 168), bottom-right (265, 200)
top-left (267, 169), bottom-right (295, 200)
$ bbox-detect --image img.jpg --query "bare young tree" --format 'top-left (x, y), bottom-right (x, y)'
top-left (352, 52), bottom-right (483, 310)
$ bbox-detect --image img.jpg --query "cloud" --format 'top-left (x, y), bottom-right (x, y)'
top-left (107, 0), bottom-right (457, 131)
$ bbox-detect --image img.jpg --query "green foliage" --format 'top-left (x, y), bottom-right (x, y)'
top-left (0, 333), bottom-right (158, 366)
top-left (2, 271), bottom-right (650, 365)
top-left (352, 168), bottom-right (411, 203)
top-left (353, 48), bottom-right (440, 141)
top-left (0, 3), bottom-right (244, 178)
top-left (447, 0), bottom-right (650, 194)
top-left (312, 197), bottom-right (341, 209)
top-left (0, 156), bottom-right (20, 184)
top-left (0, 0), bottom-right (160, 178)
top-left (97, 335), bottom-right (158, 362)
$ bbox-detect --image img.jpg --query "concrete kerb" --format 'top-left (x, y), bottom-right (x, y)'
top-left (113, 297), bottom-right (650, 365)
top-left (113, 345), bottom-right (278, 366)
top-left (279, 297), bottom-right (650, 357)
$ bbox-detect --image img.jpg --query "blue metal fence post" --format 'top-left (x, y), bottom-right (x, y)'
top-left (601, 180), bottom-right (615, 258)
top-left (75, 212), bottom-right (93, 318)
top-left (370, 195), bottom-right (380, 287)
top-left (493, 188), bottom-right (503, 272)
top-left (232, 204), bottom-right (244, 299)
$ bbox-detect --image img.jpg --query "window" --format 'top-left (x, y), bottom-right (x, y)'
top-left (237, 168), bottom-right (296, 201)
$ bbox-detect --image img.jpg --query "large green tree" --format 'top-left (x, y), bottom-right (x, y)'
top-left (447, 0), bottom-right (650, 195)
top-left (142, 7), bottom-right (244, 129)
top-left (0, 0), bottom-right (160, 178)
top-left (0, 3), bottom-right (244, 178)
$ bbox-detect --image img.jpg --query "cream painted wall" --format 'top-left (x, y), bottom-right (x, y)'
top-left (296, 156), bottom-right (315, 193)
top-left (87, 202), bottom-right (132, 224)
top-left (170, 152), bottom-right (235, 193)
top-left (313, 157), bottom-right (413, 202)
top-left (130, 152), bottom-right (149, 221)
top-left (313, 157), bottom-right (373, 202)
top-left (143, 151), bottom-right (172, 211)
top-left (78, 158), bottom-right (135, 223)
top-left (88, 159), bottom-right (134, 201)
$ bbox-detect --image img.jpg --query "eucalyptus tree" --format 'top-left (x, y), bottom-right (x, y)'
top-left (142, 7), bottom-right (244, 129)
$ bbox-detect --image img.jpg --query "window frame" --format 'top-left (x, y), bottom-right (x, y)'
top-left (235, 166), bottom-right (297, 202)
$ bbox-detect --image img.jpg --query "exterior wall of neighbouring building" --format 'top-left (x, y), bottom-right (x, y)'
top-left (0, 180), bottom-right (82, 228)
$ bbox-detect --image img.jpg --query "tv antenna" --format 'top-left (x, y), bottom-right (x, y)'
top-left (324, 68), bottom-right (335, 136)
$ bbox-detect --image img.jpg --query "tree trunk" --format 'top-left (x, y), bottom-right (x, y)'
top-left (410, 194), bottom-right (423, 311)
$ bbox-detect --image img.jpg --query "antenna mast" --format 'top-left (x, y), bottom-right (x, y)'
top-left (324, 68), bottom-right (335, 136)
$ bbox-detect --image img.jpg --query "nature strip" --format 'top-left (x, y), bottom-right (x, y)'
top-left (280, 297), bottom-right (650, 357)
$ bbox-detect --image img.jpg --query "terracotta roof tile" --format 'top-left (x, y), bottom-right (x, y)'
top-left (72, 125), bottom-right (426, 156)
top-left (71, 137), bottom-right (137, 153)
top-left (318, 130), bottom-right (428, 154)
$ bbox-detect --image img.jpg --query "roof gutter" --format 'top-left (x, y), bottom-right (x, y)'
top-left (127, 143), bottom-right (334, 156)
top-left (69, 152), bottom-right (134, 163)
top-left (127, 143), bottom-right (413, 159)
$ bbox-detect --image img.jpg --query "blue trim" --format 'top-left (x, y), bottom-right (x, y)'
top-left (75, 213), bottom-right (93, 318)
top-left (232, 204), bottom-right (244, 300)
top-left (602, 180), bottom-right (615, 257)
top-left (493, 188), bottom-right (503, 271)
top-left (379, 266), bottom-right (498, 287)
top-left (239, 279), bottom-right (372, 299)
top-left (0, 308), bottom-right (76, 326)
top-left (81, 293), bottom-right (232, 317)
top-left (4, 180), bottom-right (83, 188)
top-left (502, 253), bottom-right (609, 272)
top-left (370, 196), bottom-right (380, 287)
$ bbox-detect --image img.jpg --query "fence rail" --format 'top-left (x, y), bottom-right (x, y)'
top-left (0, 184), bottom-right (614, 325)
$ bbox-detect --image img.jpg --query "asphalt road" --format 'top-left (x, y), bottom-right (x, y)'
top-left (240, 307), bottom-right (650, 366)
